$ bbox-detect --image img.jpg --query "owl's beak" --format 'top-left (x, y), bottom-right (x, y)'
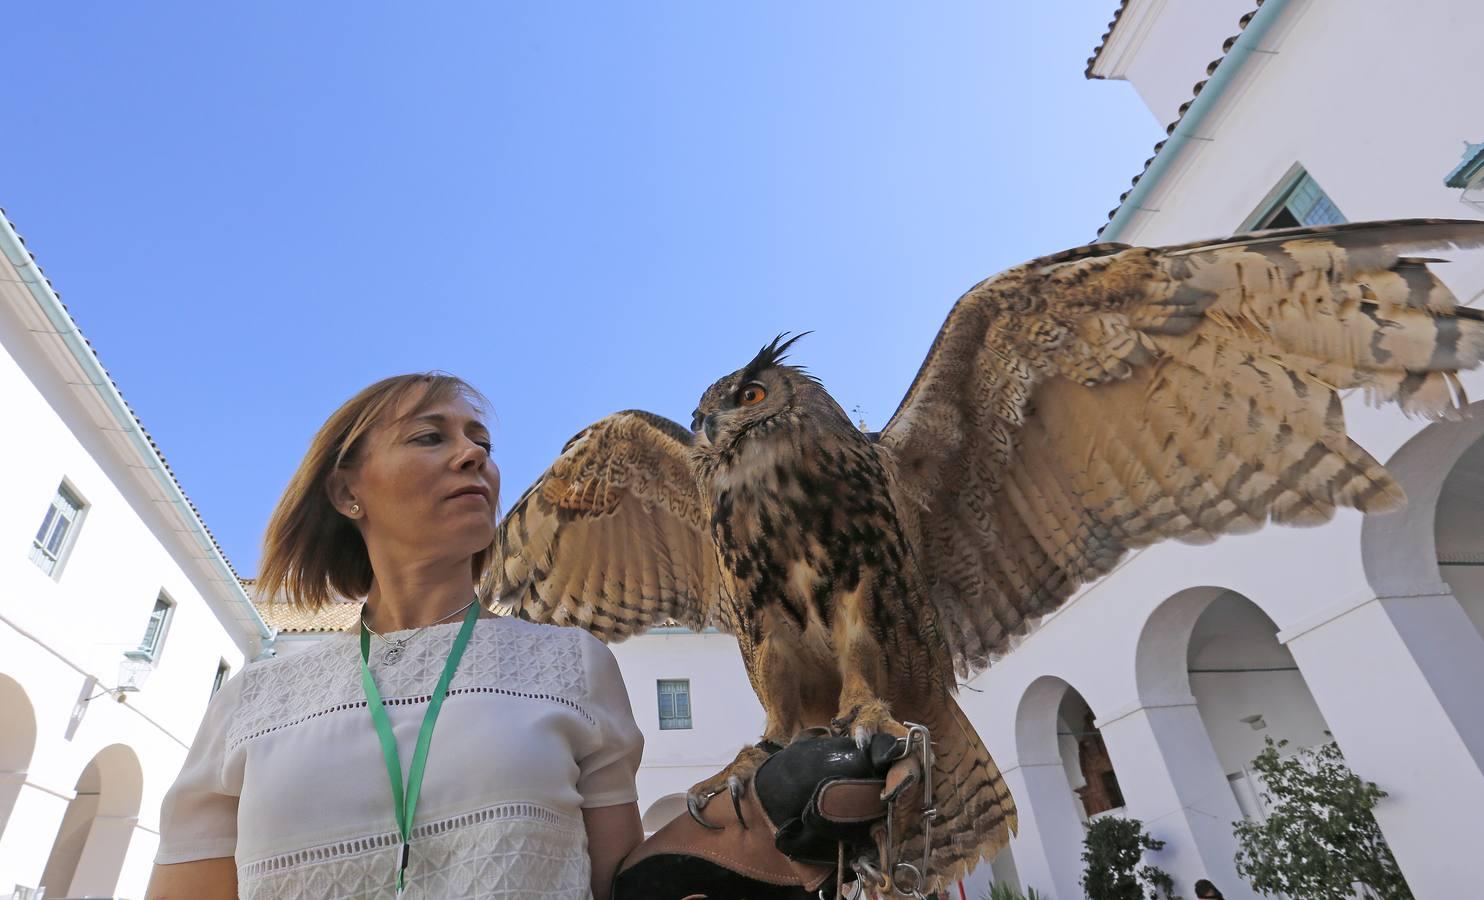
top-left (690, 409), bottom-right (709, 447)
top-left (701, 414), bottom-right (720, 446)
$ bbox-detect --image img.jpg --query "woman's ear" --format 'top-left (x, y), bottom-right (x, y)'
top-left (326, 469), bottom-right (361, 519)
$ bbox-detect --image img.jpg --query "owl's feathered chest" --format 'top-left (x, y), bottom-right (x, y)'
top-left (700, 429), bottom-right (913, 636)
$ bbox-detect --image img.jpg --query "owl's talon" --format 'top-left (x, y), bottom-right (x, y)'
top-left (833, 699), bottom-right (909, 749)
top-left (685, 744), bottom-right (770, 832)
top-left (687, 791), bottom-right (722, 830)
top-left (728, 775), bottom-right (748, 829)
top-left (830, 705), bottom-right (861, 737)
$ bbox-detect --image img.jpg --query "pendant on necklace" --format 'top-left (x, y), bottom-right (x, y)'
top-left (383, 643), bottom-right (406, 665)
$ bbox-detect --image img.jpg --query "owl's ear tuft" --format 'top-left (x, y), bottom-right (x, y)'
top-left (742, 331), bottom-right (813, 381)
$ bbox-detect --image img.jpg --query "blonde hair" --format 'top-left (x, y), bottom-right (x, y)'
top-left (257, 373), bottom-right (494, 612)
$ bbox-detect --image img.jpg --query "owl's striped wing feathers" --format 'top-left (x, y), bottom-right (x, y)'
top-left (879, 219), bottom-right (1484, 674)
top-left (492, 410), bottom-right (720, 641)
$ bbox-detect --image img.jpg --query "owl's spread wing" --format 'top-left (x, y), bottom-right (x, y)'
top-left (492, 410), bottom-right (721, 642)
top-left (877, 219), bottom-right (1484, 674)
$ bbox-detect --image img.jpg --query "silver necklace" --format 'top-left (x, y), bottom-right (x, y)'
top-left (360, 597), bottom-right (479, 665)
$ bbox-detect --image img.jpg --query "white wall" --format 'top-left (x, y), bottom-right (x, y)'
top-left (0, 280), bottom-right (250, 895)
top-left (1435, 438), bottom-right (1484, 638)
top-left (607, 630), bottom-right (765, 819)
top-left (1187, 594), bottom-right (1331, 777)
top-left (1441, 566), bottom-right (1484, 637)
top-left (974, 2), bottom-right (1484, 893)
top-left (1091, 0), bottom-right (1257, 127)
top-left (1115, 0), bottom-right (1484, 250)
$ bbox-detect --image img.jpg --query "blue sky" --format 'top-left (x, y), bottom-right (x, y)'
top-left (4, 2), bottom-right (1159, 576)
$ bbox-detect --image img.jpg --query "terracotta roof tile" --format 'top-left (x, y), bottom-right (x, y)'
top-left (1093, 1), bottom-right (1266, 236)
top-left (1085, 1), bottom-right (1133, 79)
top-left (253, 600), bottom-right (362, 634)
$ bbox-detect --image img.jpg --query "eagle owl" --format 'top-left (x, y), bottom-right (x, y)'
top-left (492, 219), bottom-right (1484, 889)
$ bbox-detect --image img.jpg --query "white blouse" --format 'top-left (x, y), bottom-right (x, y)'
top-left (156, 615), bottom-right (644, 899)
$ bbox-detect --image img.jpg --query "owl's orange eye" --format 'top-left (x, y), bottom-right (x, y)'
top-left (739, 384), bottom-right (767, 406)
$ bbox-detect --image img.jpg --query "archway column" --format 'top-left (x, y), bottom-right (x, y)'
top-left (69, 813), bottom-right (140, 898)
top-left (1279, 587), bottom-right (1484, 896)
top-left (0, 781), bottom-right (67, 890)
top-left (1094, 698), bottom-right (1254, 899)
top-left (0, 770), bottom-right (24, 838)
top-left (998, 761), bottom-right (1085, 900)
top-left (0, 672), bottom-right (38, 849)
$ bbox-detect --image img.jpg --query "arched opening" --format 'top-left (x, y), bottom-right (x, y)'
top-left (1189, 593), bottom-right (1330, 817)
top-left (641, 793), bottom-right (687, 834)
top-left (1057, 688), bottom-right (1124, 820)
top-left (1013, 675), bottom-right (1123, 822)
top-left (39, 743), bottom-right (143, 899)
top-left (1138, 588), bottom-right (1330, 819)
top-left (0, 673), bottom-right (37, 841)
top-left (1009, 675), bottom-right (1117, 900)
top-left (1435, 435), bottom-right (1484, 643)
top-left (1362, 398), bottom-right (1484, 606)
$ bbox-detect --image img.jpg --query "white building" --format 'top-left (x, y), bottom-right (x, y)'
top-left (615, 2), bottom-right (1484, 898)
top-left (0, 210), bottom-right (273, 898)
top-left (80, 4), bottom-right (1484, 899)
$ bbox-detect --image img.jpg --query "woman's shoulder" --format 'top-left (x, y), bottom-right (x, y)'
top-left (488, 614), bottom-right (598, 650)
top-left (248, 629), bottom-right (359, 673)
top-left (229, 631), bottom-right (361, 721)
top-left (480, 617), bottom-right (617, 698)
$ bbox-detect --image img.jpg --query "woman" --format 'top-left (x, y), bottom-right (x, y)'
top-left (147, 373), bottom-right (644, 899)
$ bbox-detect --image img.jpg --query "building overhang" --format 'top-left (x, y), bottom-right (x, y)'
top-left (1098, 0), bottom-right (1289, 241)
top-left (0, 209), bottom-right (274, 659)
top-left (1086, 0), bottom-right (1152, 81)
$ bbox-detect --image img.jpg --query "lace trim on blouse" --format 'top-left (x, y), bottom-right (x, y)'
top-left (227, 618), bottom-right (589, 753)
top-left (238, 801), bottom-right (581, 877)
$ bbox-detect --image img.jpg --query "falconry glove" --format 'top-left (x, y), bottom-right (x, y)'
top-left (613, 732), bottom-right (927, 900)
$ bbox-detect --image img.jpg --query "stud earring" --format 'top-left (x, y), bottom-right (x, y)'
top-left (350, 503), bottom-right (361, 515)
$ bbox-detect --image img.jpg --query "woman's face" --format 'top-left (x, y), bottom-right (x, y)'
top-left (334, 390), bottom-right (500, 566)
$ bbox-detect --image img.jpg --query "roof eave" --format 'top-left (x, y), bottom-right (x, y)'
top-left (1098, 0), bottom-right (1286, 241)
top-left (1086, 1), bottom-right (1135, 80)
top-left (0, 210), bottom-right (275, 659)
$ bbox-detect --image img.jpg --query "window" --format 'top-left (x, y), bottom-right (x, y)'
top-left (1445, 141), bottom-right (1484, 215)
top-left (657, 679), bottom-right (692, 730)
top-left (126, 594), bottom-right (175, 663)
top-left (212, 659), bottom-right (231, 696)
top-left (29, 482), bottom-right (85, 577)
top-left (1243, 168), bottom-right (1346, 231)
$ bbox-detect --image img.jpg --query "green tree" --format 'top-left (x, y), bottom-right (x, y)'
top-left (1080, 816), bottom-right (1179, 900)
top-left (1232, 738), bottom-right (1411, 899)
top-left (982, 884), bottom-right (1047, 900)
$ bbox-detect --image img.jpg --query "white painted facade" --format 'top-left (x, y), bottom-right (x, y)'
top-left (615, 2), bottom-right (1484, 898)
top-left (0, 212), bottom-right (272, 898)
top-left (607, 630), bottom-right (765, 834)
top-left (66, 4), bottom-right (1481, 898)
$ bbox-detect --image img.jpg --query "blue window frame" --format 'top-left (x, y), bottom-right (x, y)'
top-left (1242, 168), bottom-right (1346, 231)
top-left (212, 659), bottom-right (231, 696)
top-left (126, 594), bottom-right (175, 663)
top-left (657, 679), bottom-right (692, 730)
top-left (30, 482), bottom-right (85, 577)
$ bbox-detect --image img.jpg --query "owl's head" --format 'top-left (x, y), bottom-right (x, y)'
top-left (690, 332), bottom-right (849, 454)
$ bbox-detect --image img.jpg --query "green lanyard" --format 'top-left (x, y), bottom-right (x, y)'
top-left (360, 599), bottom-right (481, 895)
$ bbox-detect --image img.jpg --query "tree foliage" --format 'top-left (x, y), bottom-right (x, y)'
top-left (1080, 816), bottom-right (1179, 900)
top-left (1232, 738), bottom-right (1411, 900)
top-left (982, 883), bottom-right (1047, 900)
